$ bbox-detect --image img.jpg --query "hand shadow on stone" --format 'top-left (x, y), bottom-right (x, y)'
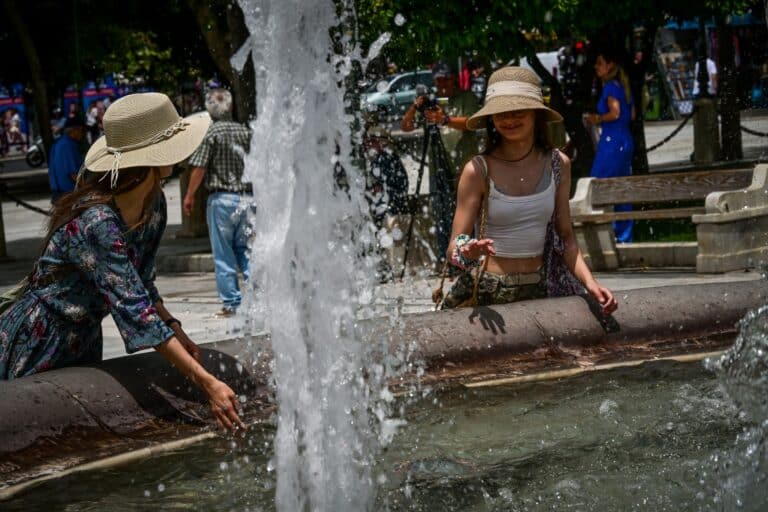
top-left (468, 306), bottom-right (507, 335)
top-left (579, 292), bottom-right (620, 333)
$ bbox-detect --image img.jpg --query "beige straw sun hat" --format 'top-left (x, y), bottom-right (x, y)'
top-left (85, 92), bottom-right (211, 186)
top-left (466, 66), bottom-right (563, 130)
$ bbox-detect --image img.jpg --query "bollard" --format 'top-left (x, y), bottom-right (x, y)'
top-left (175, 165), bottom-right (209, 239)
top-left (693, 97), bottom-right (720, 164)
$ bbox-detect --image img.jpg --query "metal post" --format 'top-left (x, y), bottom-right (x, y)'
top-left (693, 97), bottom-right (720, 164)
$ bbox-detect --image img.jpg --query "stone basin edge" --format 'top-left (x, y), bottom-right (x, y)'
top-left (0, 280), bottom-right (764, 494)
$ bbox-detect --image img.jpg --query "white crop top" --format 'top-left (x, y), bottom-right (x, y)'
top-left (476, 155), bottom-right (556, 258)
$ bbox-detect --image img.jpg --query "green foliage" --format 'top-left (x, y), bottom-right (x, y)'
top-left (101, 29), bottom-right (191, 92)
top-left (352, 0), bottom-right (763, 74)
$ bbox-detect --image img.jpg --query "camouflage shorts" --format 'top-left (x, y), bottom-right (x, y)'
top-left (440, 268), bottom-right (547, 309)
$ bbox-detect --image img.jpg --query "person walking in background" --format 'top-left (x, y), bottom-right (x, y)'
top-left (85, 102), bottom-right (100, 144)
top-left (183, 89), bottom-right (253, 318)
top-left (363, 124), bottom-right (410, 281)
top-left (50, 106), bottom-right (66, 140)
top-left (48, 116), bottom-right (86, 202)
top-left (400, 60), bottom-right (480, 266)
top-left (693, 52), bottom-right (718, 99)
top-left (0, 92), bottom-right (244, 432)
top-left (584, 49), bottom-right (635, 243)
top-left (469, 61), bottom-right (487, 105)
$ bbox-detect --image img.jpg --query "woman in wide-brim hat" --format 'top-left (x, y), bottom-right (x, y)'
top-left (436, 67), bottom-right (617, 313)
top-left (0, 93), bottom-right (244, 432)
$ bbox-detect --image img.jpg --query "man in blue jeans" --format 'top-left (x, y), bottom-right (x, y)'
top-left (184, 89), bottom-right (253, 317)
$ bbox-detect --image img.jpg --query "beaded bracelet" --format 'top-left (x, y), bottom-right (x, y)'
top-left (451, 234), bottom-right (479, 269)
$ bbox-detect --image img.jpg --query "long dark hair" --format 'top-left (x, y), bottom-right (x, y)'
top-left (43, 166), bottom-right (161, 254)
top-left (597, 49), bottom-right (632, 106)
top-left (483, 110), bottom-right (554, 155)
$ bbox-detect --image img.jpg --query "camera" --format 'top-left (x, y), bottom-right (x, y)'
top-left (415, 84), bottom-right (438, 112)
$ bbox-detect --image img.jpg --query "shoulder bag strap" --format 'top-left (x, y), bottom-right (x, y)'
top-left (432, 155), bottom-right (490, 308)
top-left (466, 156), bottom-right (491, 307)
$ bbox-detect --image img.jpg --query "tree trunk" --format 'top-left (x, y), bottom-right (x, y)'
top-left (3, 0), bottom-right (52, 153)
top-left (226, 4), bottom-right (256, 122)
top-left (186, 0), bottom-right (236, 86)
top-left (717, 18), bottom-right (743, 161)
top-left (186, 0), bottom-right (256, 123)
top-left (627, 25), bottom-right (656, 174)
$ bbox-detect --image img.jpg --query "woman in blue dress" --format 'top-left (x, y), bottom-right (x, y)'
top-left (585, 51), bottom-right (635, 243)
top-left (0, 93), bottom-right (244, 432)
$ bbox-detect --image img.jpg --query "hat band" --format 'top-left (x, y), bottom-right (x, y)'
top-left (85, 118), bottom-right (189, 188)
top-left (485, 81), bottom-right (542, 102)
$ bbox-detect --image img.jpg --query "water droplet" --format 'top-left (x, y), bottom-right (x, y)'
top-left (394, 13), bottom-right (406, 26)
top-left (220, 461), bottom-right (229, 471)
top-left (157, 483), bottom-right (165, 492)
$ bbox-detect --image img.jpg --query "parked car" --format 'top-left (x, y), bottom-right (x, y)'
top-left (510, 49), bottom-right (563, 81)
top-left (361, 70), bottom-right (434, 117)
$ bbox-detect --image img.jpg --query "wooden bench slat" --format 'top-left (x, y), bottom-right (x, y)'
top-left (591, 169), bottom-right (752, 205)
top-left (572, 207), bottom-right (706, 224)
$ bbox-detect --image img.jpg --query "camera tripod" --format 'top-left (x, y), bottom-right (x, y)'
top-left (399, 120), bottom-right (456, 280)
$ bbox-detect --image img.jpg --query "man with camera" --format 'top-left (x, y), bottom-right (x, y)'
top-left (400, 60), bottom-right (479, 266)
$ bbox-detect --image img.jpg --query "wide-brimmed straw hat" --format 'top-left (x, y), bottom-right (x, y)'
top-left (85, 92), bottom-right (210, 186)
top-left (466, 67), bottom-right (563, 130)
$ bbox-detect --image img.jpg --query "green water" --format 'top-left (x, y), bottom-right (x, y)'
top-left (3, 360), bottom-right (754, 511)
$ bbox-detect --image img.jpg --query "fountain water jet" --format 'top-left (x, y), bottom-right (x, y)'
top-left (237, 1), bottom-right (394, 510)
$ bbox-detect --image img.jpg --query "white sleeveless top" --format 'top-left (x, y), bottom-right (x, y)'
top-left (476, 154), bottom-right (556, 258)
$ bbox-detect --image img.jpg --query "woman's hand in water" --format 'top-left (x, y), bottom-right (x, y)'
top-left (460, 238), bottom-right (496, 261)
top-left (204, 378), bottom-right (246, 433)
top-left (586, 281), bottom-right (618, 315)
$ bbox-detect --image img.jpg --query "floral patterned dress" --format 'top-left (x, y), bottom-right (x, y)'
top-left (0, 192), bottom-right (174, 379)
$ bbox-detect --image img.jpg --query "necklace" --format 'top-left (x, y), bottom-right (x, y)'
top-left (489, 144), bottom-right (535, 163)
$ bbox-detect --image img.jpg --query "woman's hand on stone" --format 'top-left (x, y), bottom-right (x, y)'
top-left (461, 238), bottom-right (495, 261)
top-left (586, 282), bottom-right (617, 315)
top-left (205, 378), bottom-right (246, 433)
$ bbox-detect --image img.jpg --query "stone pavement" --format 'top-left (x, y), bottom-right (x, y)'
top-left (1, 112), bottom-right (766, 360)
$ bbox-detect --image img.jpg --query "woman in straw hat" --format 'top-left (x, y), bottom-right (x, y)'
top-left (436, 67), bottom-right (617, 313)
top-left (0, 93), bottom-right (245, 431)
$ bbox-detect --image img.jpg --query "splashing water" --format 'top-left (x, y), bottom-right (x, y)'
top-left (706, 304), bottom-right (768, 509)
top-left (237, 1), bottom-right (394, 510)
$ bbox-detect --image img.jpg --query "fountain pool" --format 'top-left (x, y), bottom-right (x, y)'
top-left (4, 357), bottom-right (762, 511)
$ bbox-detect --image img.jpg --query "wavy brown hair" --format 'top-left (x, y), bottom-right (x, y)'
top-left (42, 166), bottom-right (162, 255)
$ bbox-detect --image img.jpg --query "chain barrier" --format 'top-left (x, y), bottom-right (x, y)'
top-left (645, 109), bottom-right (696, 153)
top-left (741, 125), bottom-right (768, 137)
top-left (0, 186), bottom-right (51, 216)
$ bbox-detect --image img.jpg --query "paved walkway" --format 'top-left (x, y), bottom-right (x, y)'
top-left (1, 113), bottom-right (766, 359)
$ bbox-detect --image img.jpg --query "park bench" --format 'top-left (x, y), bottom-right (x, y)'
top-left (569, 164), bottom-right (768, 273)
